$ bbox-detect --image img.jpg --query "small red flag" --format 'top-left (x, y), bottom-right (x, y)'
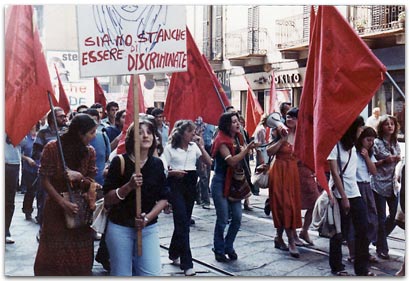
top-left (164, 27), bottom-right (230, 129)
top-left (54, 64), bottom-right (71, 114)
top-left (94, 77), bottom-right (107, 109)
top-left (294, 6), bottom-right (386, 194)
top-left (245, 79), bottom-right (264, 137)
top-left (117, 75), bottom-right (146, 154)
top-left (5, 5), bottom-right (57, 146)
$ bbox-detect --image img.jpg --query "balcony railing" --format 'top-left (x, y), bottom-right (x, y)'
top-left (275, 5), bottom-right (405, 50)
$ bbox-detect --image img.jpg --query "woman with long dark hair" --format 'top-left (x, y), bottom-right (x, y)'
top-left (34, 114), bottom-right (98, 275)
top-left (104, 119), bottom-right (169, 276)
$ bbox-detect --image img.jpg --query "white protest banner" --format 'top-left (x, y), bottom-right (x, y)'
top-left (77, 5), bottom-right (187, 77)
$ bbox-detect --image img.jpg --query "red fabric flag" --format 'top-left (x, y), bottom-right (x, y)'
top-left (94, 77), bottom-right (107, 109)
top-left (164, 27), bottom-right (230, 129)
top-left (294, 6), bottom-right (386, 194)
top-left (5, 5), bottom-right (57, 146)
top-left (117, 75), bottom-right (146, 154)
top-left (54, 64), bottom-right (71, 114)
top-left (268, 72), bottom-right (277, 115)
top-left (245, 80), bottom-right (264, 137)
top-left (309, 6), bottom-right (316, 43)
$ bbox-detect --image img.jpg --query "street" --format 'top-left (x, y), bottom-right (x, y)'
top-left (4, 184), bottom-right (405, 277)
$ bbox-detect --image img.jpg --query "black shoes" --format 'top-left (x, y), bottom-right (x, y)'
top-left (274, 237), bottom-right (289, 251)
top-left (227, 251), bottom-right (238, 260)
top-left (377, 252), bottom-right (390, 260)
top-left (212, 248), bottom-right (229, 262)
top-left (264, 199), bottom-right (271, 216)
top-left (95, 251), bottom-right (111, 271)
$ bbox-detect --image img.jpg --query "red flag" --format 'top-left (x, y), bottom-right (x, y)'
top-left (94, 77), bottom-right (107, 109)
top-left (294, 6), bottom-right (386, 194)
top-left (5, 5), bottom-right (57, 146)
top-left (245, 80), bottom-right (264, 137)
top-left (54, 64), bottom-right (71, 114)
top-left (309, 6), bottom-right (316, 43)
top-left (164, 27), bottom-right (230, 129)
top-left (268, 71), bottom-right (278, 115)
top-left (117, 75), bottom-right (146, 154)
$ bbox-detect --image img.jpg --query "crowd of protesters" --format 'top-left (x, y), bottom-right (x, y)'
top-left (5, 100), bottom-right (404, 276)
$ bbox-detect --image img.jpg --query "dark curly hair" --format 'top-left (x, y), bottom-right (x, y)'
top-left (218, 111), bottom-right (240, 136)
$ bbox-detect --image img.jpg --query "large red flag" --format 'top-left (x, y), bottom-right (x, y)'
top-left (117, 75), bottom-right (146, 154)
top-left (294, 6), bottom-right (386, 194)
top-left (164, 27), bottom-right (230, 129)
top-left (94, 77), bottom-right (107, 109)
top-left (54, 64), bottom-right (71, 114)
top-left (5, 5), bottom-right (57, 146)
top-left (245, 80), bottom-right (264, 137)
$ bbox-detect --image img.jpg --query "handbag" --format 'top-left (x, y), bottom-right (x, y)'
top-left (228, 167), bottom-right (252, 202)
top-left (91, 198), bottom-right (108, 233)
top-left (251, 156), bottom-right (274, 189)
top-left (251, 165), bottom-right (269, 189)
top-left (62, 189), bottom-right (94, 229)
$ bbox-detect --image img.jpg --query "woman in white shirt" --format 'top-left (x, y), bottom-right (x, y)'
top-left (160, 120), bottom-right (212, 276)
top-left (327, 116), bottom-right (374, 276)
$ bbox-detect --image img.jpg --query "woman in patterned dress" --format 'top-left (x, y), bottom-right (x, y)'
top-left (34, 114), bottom-right (98, 276)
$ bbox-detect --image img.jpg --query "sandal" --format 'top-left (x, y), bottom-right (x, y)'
top-left (332, 270), bottom-right (350, 276)
top-left (299, 233), bottom-right (314, 246)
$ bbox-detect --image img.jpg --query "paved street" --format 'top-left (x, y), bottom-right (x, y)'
top-left (4, 183), bottom-right (405, 277)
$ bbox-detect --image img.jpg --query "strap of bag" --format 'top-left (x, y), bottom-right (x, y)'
top-left (118, 154), bottom-right (125, 176)
top-left (336, 143), bottom-right (351, 189)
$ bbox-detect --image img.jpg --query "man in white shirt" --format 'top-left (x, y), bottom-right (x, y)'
top-left (365, 107), bottom-right (380, 130)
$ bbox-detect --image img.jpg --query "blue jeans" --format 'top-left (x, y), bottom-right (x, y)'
top-left (329, 197), bottom-right (369, 275)
top-left (168, 171), bottom-right (198, 270)
top-left (105, 221), bottom-right (161, 276)
top-left (373, 191), bottom-right (398, 255)
top-left (211, 173), bottom-right (242, 255)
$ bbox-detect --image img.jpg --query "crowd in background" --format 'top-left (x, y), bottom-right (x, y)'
top-left (5, 100), bottom-right (405, 276)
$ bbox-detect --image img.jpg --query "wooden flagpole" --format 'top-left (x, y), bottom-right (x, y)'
top-left (132, 74), bottom-right (142, 256)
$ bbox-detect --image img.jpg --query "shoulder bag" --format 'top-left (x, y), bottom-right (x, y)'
top-left (91, 154), bottom-right (125, 233)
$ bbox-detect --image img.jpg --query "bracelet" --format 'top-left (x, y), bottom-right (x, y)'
top-left (115, 188), bottom-right (126, 200)
top-left (224, 154), bottom-right (232, 161)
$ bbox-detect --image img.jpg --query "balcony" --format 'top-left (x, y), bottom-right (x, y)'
top-left (276, 6), bottom-right (405, 60)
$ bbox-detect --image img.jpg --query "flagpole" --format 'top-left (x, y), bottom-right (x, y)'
top-left (132, 74), bottom-right (142, 256)
top-left (211, 83), bottom-right (227, 112)
top-left (385, 71), bottom-right (405, 99)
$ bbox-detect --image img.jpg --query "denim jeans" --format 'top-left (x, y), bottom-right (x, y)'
top-left (211, 173), bottom-right (242, 255)
top-left (168, 171), bottom-right (198, 270)
top-left (373, 191), bottom-right (398, 255)
top-left (329, 197), bottom-right (369, 275)
top-left (105, 221), bottom-right (161, 276)
top-left (5, 164), bottom-right (19, 237)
